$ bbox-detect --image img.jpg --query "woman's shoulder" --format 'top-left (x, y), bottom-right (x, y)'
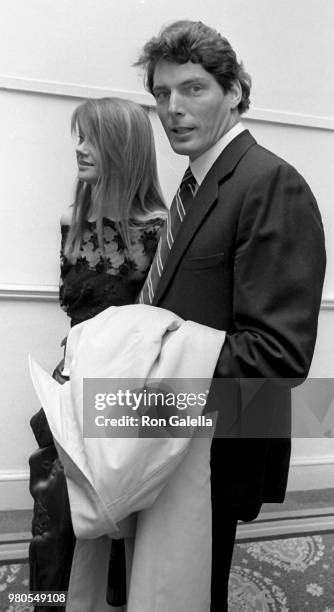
top-left (132, 212), bottom-right (166, 231)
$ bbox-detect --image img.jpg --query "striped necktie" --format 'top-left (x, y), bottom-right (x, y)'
top-left (139, 167), bottom-right (197, 305)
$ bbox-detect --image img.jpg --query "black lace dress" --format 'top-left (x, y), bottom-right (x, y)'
top-left (60, 217), bottom-right (164, 325)
top-left (29, 216), bottom-right (164, 610)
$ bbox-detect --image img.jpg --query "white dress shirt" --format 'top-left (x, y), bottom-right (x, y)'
top-left (190, 121), bottom-right (246, 188)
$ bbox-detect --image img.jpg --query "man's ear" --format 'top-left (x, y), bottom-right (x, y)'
top-left (229, 80), bottom-right (242, 109)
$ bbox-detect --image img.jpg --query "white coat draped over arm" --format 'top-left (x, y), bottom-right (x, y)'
top-left (29, 304), bottom-right (225, 612)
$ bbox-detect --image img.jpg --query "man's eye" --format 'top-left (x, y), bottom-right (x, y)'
top-left (190, 85), bottom-right (202, 94)
top-left (155, 91), bottom-right (169, 103)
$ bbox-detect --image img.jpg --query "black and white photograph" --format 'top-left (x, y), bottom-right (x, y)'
top-left (0, 1), bottom-right (333, 610)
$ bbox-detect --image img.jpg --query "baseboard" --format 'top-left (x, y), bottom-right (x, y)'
top-left (287, 455), bottom-right (334, 492)
top-left (1, 508), bottom-right (334, 562)
top-left (1, 494), bottom-right (334, 562)
top-left (0, 532), bottom-right (30, 563)
top-left (237, 509), bottom-right (334, 541)
top-left (1, 456), bottom-right (333, 511)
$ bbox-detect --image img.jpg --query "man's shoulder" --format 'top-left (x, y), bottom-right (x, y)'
top-left (236, 139), bottom-right (308, 188)
top-left (209, 133), bottom-right (317, 211)
top-left (225, 138), bottom-right (319, 218)
top-left (243, 140), bottom-right (295, 173)
top-left (212, 130), bottom-right (302, 184)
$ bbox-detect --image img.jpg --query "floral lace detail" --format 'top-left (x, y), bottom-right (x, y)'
top-left (59, 216), bottom-right (164, 325)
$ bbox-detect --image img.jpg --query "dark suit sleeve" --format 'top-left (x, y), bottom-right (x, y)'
top-left (215, 162), bottom-right (326, 380)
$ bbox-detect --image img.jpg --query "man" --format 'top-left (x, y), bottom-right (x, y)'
top-left (136, 20), bottom-right (326, 610)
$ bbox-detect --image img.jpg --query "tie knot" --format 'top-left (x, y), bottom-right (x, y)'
top-left (181, 166), bottom-right (196, 186)
top-left (179, 167), bottom-right (197, 198)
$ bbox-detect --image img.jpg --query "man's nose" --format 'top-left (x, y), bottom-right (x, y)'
top-left (168, 90), bottom-right (184, 115)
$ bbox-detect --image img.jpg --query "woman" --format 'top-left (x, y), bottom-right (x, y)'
top-left (29, 97), bottom-right (166, 609)
top-left (61, 96), bottom-right (166, 325)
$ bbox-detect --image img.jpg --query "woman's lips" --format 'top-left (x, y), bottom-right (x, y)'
top-left (78, 160), bottom-right (94, 167)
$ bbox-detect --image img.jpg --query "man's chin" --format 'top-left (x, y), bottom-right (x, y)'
top-left (169, 141), bottom-right (195, 157)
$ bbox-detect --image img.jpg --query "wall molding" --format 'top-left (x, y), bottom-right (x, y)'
top-left (0, 283), bottom-right (333, 310)
top-left (2, 456), bottom-right (333, 483)
top-left (0, 284), bottom-right (59, 302)
top-left (0, 470), bottom-right (30, 482)
top-left (290, 454), bottom-right (334, 467)
top-left (1, 75), bottom-right (334, 131)
top-left (320, 298), bottom-right (334, 311)
top-left (0, 75), bottom-right (150, 106)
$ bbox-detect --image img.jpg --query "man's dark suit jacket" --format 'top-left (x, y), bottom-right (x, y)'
top-left (153, 129), bottom-right (326, 520)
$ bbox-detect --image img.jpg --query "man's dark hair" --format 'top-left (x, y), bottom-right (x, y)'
top-left (135, 20), bottom-right (251, 114)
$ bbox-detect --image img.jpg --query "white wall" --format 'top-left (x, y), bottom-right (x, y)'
top-left (1, 0), bottom-right (333, 116)
top-left (0, 0), bottom-right (333, 509)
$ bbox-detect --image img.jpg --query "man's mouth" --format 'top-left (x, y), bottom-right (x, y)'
top-left (171, 127), bottom-right (194, 134)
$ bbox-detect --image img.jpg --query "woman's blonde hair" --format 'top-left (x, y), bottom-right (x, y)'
top-left (64, 97), bottom-right (166, 261)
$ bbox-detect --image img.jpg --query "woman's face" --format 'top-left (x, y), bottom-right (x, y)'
top-left (75, 127), bottom-right (99, 184)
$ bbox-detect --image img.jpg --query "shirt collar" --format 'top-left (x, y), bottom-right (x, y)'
top-left (190, 122), bottom-right (246, 186)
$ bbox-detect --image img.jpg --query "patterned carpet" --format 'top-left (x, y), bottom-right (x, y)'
top-left (229, 533), bottom-right (334, 611)
top-left (0, 533), bottom-right (334, 611)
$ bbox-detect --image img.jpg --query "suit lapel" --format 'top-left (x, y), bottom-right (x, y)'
top-left (153, 130), bottom-right (257, 306)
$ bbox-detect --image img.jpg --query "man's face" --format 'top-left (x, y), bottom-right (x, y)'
top-left (152, 60), bottom-right (240, 161)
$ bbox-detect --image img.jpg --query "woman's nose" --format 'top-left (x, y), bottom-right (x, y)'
top-left (75, 141), bottom-right (86, 154)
